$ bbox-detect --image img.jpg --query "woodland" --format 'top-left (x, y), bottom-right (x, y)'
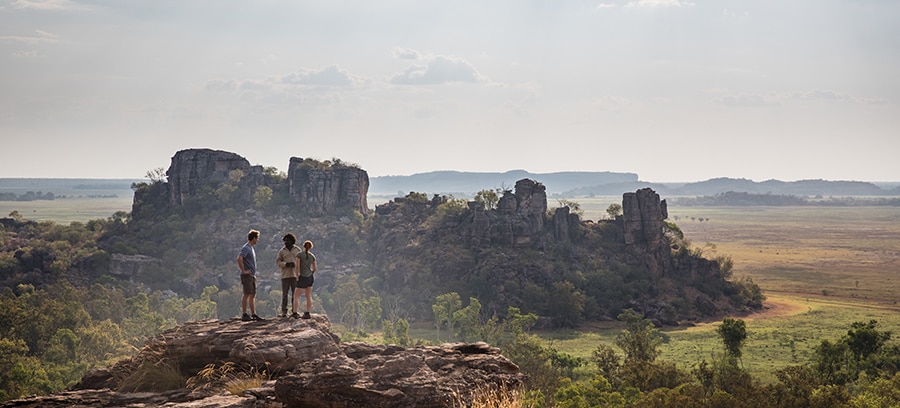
top-left (0, 159), bottom-right (897, 407)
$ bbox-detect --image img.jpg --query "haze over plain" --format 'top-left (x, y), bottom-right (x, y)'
top-left (1, 0), bottom-right (898, 182)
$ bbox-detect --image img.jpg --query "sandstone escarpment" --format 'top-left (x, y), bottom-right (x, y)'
top-left (622, 187), bottom-right (667, 247)
top-left (135, 148), bottom-right (370, 219)
top-left (288, 156), bottom-right (370, 217)
top-left (3, 315), bottom-right (523, 408)
top-left (166, 149), bottom-right (263, 208)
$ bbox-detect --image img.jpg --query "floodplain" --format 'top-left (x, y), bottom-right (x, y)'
top-left (565, 199), bottom-right (900, 382)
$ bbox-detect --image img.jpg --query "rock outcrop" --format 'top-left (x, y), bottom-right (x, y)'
top-left (288, 157), bottom-right (370, 217)
top-left (135, 148), bottom-right (370, 219)
top-left (622, 187), bottom-right (674, 278)
top-left (622, 187), bottom-right (668, 247)
top-left (166, 149), bottom-right (264, 208)
top-left (374, 178), bottom-right (550, 249)
top-left (3, 315), bottom-right (523, 408)
top-left (108, 254), bottom-right (162, 279)
top-left (470, 178), bottom-right (549, 248)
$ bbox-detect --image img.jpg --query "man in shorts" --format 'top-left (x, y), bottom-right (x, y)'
top-left (237, 229), bottom-right (264, 321)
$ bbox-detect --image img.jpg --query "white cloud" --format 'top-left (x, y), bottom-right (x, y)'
top-left (625, 0), bottom-right (695, 8)
top-left (279, 65), bottom-right (363, 87)
top-left (391, 47), bottom-right (422, 60)
top-left (0, 29), bottom-right (58, 44)
top-left (390, 55), bottom-right (485, 85)
top-left (716, 90), bottom-right (889, 108)
top-left (716, 93), bottom-right (780, 108)
top-left (10, 0), bottom-right (89, 11)
top-left (596, 3), bottom-right (617, 10)
top-left (204, 79), bottom-right (239, 93)
top-left (792, 90), bottom-right (888, 106)
top-left (12, 50), bottom-right (44, 58)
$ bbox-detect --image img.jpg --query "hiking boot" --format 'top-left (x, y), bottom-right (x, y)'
top-left (277, 312), bottom-right (287, 318)
top-left (291, 312), bottom-right (300, 319)
top-left (241, 313), bottom-right (252, 321)
top-left (251, 314), bottom-right (264, 321)
top-left (302, 312), bottom-right (311, 319)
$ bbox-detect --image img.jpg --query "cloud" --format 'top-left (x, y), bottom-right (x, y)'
top-left (625, 0), bottom-right (695, 8)
top-left (716, 90), bottom-right (888, 108)
top-left (390, 55), bottom-right (485, 85)
top-left (391, 47), bottom-right (422, 60)
top-left (10, 0), bottom-right (89, 11)
top-left (205, 65), bottom-right (366, 98)
top-left (596, 3), bottom-right (617, 10)
top-left (279, 65), bottom-right (363, 87)
top-left (0, 29), bottom-right (59, 44)
top-left (12, 50), bottom-right (44, 58)
top-left (716, 93), bottom-right (780, 108)
top-left (204, 79), bottom-right (239, 93)
top-left (792, 90), bottom-right (888, 106)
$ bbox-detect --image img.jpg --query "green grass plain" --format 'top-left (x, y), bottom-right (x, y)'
top-left (0, 196), bottom-right (134, 224)
top-left (567, 198), bottom-right (900, 382)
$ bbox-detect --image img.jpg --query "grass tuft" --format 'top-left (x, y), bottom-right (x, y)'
top-left (187, 361), bottom-right (269, 396)
top-left (117, 342), bottom-right (185, 392)
top-left (452, 383), bottom-right (530, 408)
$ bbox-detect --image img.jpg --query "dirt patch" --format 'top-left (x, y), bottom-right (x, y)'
top-left (741, 296), bottom-right (807, 321)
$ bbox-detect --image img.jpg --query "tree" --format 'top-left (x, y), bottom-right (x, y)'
top-left (556, 199), bottom-right (583, 217)
top-left (846, 320), bottom-right (890, 361)
top-left (253, 186), bottom-right (273, 208)
top-left (144, 167), bottom-right (167, 184)
top-left (382, 318), bottom-right (411, 347)
top-left (453, 297), bottom-right (482, 341)
top-left (716, 317), bottom-right (747, 359)
top-left (615, 309), bottom-right (661, 364)
top-left (606, 203), bottom-right (623, 219)
top-left (332, 274), bottom-right (363, 325)
top-left (432, 292), bottom-right (462, 341)
top-left (591, 344), bottom-right (620, 387)
top-left (473, 189), bottom-right (500, 210)
top-left (547, 281), bottom-right (586, 328)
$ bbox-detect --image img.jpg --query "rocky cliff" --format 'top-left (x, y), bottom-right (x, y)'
top-left (3, 315), bottom-right (523, 408)
top-left (135, 148), bottom-right (369, 219)
top-left (166, 149), bottom-right (264, 208)
top-left (288, 157), bottom-right (370, 217)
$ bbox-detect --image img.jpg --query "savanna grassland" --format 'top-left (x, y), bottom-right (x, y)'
top-left (569, 198), bottom-right (900, 382)
top-left (5, 193), bottom-right (898, 384)
top-left (0, 196), bottom-right (134, 224)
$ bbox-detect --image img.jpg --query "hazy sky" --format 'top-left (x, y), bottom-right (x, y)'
top-left (1, 0), bottom-right (898, 182)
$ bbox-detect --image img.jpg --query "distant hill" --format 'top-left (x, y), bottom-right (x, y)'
top-left (561, 177), bottom-right (899, 198)
top-left (369, 170), bottom-right (638, 196)
top-left (4, 175), bottom-right (898, 202)
top-left (0, 178), bottom-right (141, 196)
top-left (370, 172), bottom-right (899, 198)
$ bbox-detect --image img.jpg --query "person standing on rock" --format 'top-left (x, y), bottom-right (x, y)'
top-left (276, 233), bottom-right (302, 317)
top-left (292, 240), bottom-right (317, 319)
top-left (237, 229), bottom-right (264, 321)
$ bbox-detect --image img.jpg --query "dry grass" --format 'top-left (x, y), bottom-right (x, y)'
top-left (452, 383), bottom-right (530, 408)
top-left (187, 361), bottom-right (269, 396)
top-left (668, 206), bottom-right (900, 305)
top-left (574, 200), bottom-right (900, 304)
top-left (117, 342), bottom-right (186, 392)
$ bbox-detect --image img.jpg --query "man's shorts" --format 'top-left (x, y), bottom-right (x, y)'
top-left (297, 275), bottom-right (314, 289)
top-left (241, 274), bottom-right (257, 295)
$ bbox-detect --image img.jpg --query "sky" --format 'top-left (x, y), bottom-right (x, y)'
top-left (1, 0), bottom-right (898, 183)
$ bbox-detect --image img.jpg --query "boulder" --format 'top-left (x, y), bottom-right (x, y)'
top-left (3, 315), bottom-right (522, 408)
